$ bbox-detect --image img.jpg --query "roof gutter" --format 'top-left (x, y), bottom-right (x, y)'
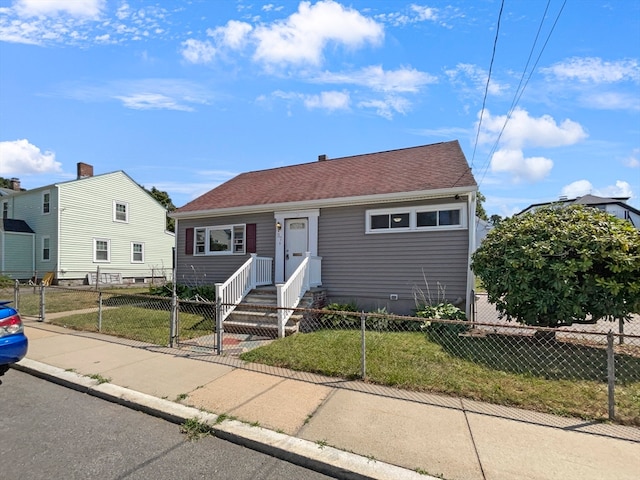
top-left (171, 185), bottom-right (478, 220)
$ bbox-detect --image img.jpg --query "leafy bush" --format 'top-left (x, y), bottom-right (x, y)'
top-left (320, 302), bottom-right (359, 328)
top-left (472, 205), bottom-right (640, 328)
top-left (148, 283), bottom-right (216, 301)
top-left (415, 302), bottom-right (468, 335)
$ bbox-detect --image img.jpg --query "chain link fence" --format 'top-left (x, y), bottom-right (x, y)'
top-left (6, 283), bottom-right (639, 429)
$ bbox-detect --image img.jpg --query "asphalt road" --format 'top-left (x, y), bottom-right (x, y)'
top-left (0, 368), bottom-right (336, 480)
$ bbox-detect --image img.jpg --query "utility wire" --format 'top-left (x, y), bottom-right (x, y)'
top-left (475, 0), bottom-right (568, 187)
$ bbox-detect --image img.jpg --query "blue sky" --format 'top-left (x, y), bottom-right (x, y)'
top-left (0, 0), bottom-right (638, 216)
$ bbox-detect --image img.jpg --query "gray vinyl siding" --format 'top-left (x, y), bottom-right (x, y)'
top-left (176, 212), bottom-right (275, 286)
top-left (2, 232), bottom-right (35, 276)
top-left (318, 201), bottom-right (469, 314)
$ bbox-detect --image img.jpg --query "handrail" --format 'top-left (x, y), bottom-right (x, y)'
top-left (276, 252), bottom-right (322, 338)
top-left (215, 254), bottom-right (273, 322)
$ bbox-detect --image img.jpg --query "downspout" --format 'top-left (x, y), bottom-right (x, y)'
top-left (466, 191), bottom-right (477, 320)
top-left (56, 186), bottom-right (61, 281)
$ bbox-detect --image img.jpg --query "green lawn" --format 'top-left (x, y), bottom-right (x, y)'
top-left (48, 305), bottom-right (213, 346)
top-left (240, 330), bottom-right (640, 426)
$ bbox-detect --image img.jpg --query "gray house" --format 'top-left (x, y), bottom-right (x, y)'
top-left (172, 141), bottom-right (478, 333)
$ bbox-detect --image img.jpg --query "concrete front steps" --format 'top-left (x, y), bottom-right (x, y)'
top-left (223, 286), bottom-right (322, 338)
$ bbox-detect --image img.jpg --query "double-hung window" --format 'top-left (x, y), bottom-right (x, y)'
top-left (2, 201), bottom-right (7, 219)
top-left (42, 236), bottom-right (50, 261)
top-left (94, 238), bottom-right (110, 262)
top-left (193, 225), bottom-right (246, 255)
top-left (42, 190), bottom-right (50, 214)
top-left (131, 242), bottom-right (144, 263)
top-left (114, 201), bottom-right (129, 223)
top-left (366, 203), bottom-right (466, 233)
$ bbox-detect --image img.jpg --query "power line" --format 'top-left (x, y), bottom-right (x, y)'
top-left (475, 0), bottom-right (568, 188)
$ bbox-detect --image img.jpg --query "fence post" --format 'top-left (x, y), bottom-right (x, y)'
top-left (95, 266), bottom-right (100, 291)
top-left (98, 291), bottom-right (103, 332)
top-left (215, 290), bottom-right (223, 355)
top-left (607, 331), bottom-right (615, 421)
top-left (14, 279), bottom-right (19, 312)
top-left (169, 287), bottom-right (177, 347)
top-left (360, 311), bottom-right (367, 380)
top-left (39, 284), bottom-right (45, 322)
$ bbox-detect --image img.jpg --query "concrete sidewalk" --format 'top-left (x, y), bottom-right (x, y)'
top-left (13, 321), bottom-right (640, 480)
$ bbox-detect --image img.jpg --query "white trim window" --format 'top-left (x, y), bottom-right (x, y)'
top-left (94, 238), bottom-right (111, 262)
top-left (42, 190), bottom-right (51, 215)
top-left (194, 224), bottom-right (245, 255)
top-left (42, 235), bottom-right (51, 261)
top-left (131, 242), bottom-right (144, 263)
top-left (2, 200), bottom-right (8, 219)
top-left (113, 201), bottom-right (129, 223)
top-left (366, 203), bottom-right (467, 234)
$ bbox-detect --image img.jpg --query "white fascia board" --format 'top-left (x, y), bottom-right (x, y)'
top-left (171, 186), bottom-right (478, 220)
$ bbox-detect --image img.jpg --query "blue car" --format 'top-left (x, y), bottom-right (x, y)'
top-left (0, 300), bottom-right (28, 378)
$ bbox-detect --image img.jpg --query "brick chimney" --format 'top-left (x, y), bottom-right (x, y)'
top-left (10, 178), bottom-right (21, 191)
top-left (318, 154), bottom-right (327, 161)
top-left (77, 162), bottom-right (94, 179)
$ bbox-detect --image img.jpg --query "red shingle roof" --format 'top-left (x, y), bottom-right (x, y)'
top-left (177, 140), bottom-right (476, 213)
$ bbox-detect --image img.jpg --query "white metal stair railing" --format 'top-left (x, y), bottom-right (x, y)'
top-left (276, 252), bottom-right (322, 338)
top-left (215, 254), bottom-right (273, 323)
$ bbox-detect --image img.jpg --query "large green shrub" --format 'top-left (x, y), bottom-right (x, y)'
top-left (472, 205), bottom-right (640, 328)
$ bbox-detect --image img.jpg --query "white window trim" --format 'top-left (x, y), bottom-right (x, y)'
top-left (193, 224), bottom-right (246, 256)
top-left (365, 203), bottom-right (467, 234)
top-left (113, 200), bottom-right (129, 223)
top-left (93, 238), bottom-right (111, 263)
top-left (41, 235), bottom-right (51, 262)
top-left (42, 190), bottom-right (51, 215)
top-left (131, 242), bottom-right (144, 263)
top-left (2, 200), bottom-right (8, 219)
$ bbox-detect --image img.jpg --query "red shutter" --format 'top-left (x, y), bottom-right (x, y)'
top-left (185, 228), bottom-right (194, 255)
top-left (246, 224), bottom-right (257, 253)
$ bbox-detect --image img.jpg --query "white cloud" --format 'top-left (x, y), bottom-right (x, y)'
top-left (114, 93), bottom-right (194, 111)
top-left (376, 4), bottom-right (444, 27)
top-left (542, 57), bottom-right (640, 84)
top-left (208, 20), bottom-right (253, 50)
top-left (270, 89), bottom-right (350, 113)
top-left (445, 63), bottom-right (509, 96)
top-left (252, 0), bottom-right (383, 66)
top-left (624, 148), bottom-right (640, 168)
top-left (358, 95), bottom-right (411, 119)
top-left (181, 38), bottom-right (216, 64)
top-left (479, 107), bottom-right (587, 150)
top-left (316, 65), bottom-right (437, 93)
top-left (561, 180), bottom-right (634, 199)
top-left (478, 108), bottom-right (587, 183)
top-left (304, 91), bottom-right (350, 111)
top-left (15, 0), bottom-right (105, 18)
top-left (0, 139), bottom-right (62, 175)
top-left (490, 149), bottom-right (553, 183)
top-left (587, 91), bottom-right (640, 111)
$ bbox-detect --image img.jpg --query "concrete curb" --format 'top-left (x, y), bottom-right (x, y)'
top-left (13, 359), bottom-right (433, 480)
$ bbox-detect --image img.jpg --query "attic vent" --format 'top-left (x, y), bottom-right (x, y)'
top-left (559, 195), bottom-right (568, 201)
top-left (318, 154), bottom-right (327, 161)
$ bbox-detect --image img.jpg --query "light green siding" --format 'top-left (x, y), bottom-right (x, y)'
top-left (1, 171), bottom-right (174, 284)
top-left (1, 232), bottom-right (34, 277)
top-left (57, 171), bottom-right (174, 281)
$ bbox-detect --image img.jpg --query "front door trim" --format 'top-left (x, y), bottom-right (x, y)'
top-left (274, 209), bottom-right (319, 284)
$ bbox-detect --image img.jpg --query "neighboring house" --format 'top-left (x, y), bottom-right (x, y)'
top-left (474, 217), bottom-right (493, 250)
top-left (172, 140), bottom-right (478, 320)
top-left (519, 194), bottom-right (640, 229)
top-left (0, 163), bottom-right (175, 285)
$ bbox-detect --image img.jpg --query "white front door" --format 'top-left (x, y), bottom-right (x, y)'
top-left (285, 218), bottom-right (308, 279)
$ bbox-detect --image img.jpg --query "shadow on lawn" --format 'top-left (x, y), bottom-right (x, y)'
top-left (429, 331), bottom-right (640, 384)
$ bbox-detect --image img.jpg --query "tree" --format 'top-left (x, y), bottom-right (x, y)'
top-left (143, 186), bottom-right (176, 232)
top-left (476, 192), bottom-right (488, 221)
top-left (0, 177), bottom-right (12, 189)
top-left (489, 214), bottom-right (503, 226)
top-left (471, 205), bottom-right (640, 329)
